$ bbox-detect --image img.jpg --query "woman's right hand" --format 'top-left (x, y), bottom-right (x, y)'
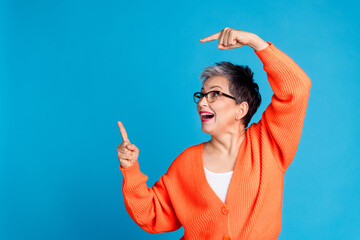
top-left (117, 121), bottom-right (139, 168)
top-left (199, 27), bottom-right (269, 51)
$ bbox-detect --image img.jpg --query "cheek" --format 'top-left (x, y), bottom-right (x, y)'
top-left (215, 104), bottom-right (235, 121)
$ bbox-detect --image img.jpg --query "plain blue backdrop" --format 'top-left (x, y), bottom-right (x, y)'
top-left (1, 0), bottom-right (360, 239)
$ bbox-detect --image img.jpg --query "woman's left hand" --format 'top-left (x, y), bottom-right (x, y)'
top-left (200, 27), bottom-right (269, 51)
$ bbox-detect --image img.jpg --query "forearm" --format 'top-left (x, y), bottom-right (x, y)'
top-left (255, 42), bottom-right (311, 96)
top-left (120, 161), bottom-right (181, 233)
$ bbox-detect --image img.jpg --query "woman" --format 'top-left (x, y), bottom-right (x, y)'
top-left (117, 27), bottom-right (311, 240)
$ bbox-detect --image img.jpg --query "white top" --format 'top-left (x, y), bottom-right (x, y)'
top-left (204, 167), bottom-right (234, 203)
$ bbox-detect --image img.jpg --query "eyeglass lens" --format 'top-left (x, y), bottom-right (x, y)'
top-left (195, 92), bottom-right (218, 103)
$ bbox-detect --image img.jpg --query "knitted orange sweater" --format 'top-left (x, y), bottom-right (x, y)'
top-left (119, 42), bottom-right (311, 240)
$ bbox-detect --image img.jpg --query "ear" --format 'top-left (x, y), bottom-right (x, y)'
top-left (236, 102), bottom-right (249, 120)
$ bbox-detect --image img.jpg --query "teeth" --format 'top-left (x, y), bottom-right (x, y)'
top-left (201, 113), bottom-right (214, 120)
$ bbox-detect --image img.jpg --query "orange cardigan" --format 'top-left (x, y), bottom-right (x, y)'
top-left (119, 42), bottom-right (311, 240)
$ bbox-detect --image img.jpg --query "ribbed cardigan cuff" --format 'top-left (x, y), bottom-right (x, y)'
top-left (254, 41), bottom-right (277, 63)
top-left (119, 161), bottom-right (146, 189)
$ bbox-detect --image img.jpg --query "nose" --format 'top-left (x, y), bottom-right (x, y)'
top-left (198, 95), bottom-right (208, 106)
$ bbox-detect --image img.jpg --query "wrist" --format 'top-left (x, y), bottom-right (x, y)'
top-left (248, 34), bottom-right (269, 51)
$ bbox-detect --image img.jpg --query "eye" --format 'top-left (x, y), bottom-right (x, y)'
top-left (212, 91), bottom-right (220, 96)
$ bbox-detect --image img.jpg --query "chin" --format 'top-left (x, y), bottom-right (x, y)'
top-left (201, 126), bottom-right (213, 134)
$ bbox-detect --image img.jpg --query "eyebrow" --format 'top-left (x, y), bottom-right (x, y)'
top-left (201, 85), bottom-right (223, 91)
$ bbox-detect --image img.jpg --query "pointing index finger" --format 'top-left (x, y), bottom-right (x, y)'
top-left (118, 121), bottom-right (130, 143)
top-left (200, 31), bottom-right (221, 43)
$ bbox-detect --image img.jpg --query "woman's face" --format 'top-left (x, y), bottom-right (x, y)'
top-left (196, 76), bottom-right (240, 135)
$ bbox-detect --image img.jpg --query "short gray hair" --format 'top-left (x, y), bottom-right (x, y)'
top-left (199, 61), bottom-right (262, 128)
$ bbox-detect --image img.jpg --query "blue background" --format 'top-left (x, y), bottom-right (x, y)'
top-left (1, 0), bottom-right (359, 239)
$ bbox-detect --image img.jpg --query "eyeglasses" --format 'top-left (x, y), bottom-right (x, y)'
top-left (193, 90), bottom-right (236, 104)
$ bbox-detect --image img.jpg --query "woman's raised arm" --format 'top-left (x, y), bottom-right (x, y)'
top-left (200, 28), bottom-right (311, 172)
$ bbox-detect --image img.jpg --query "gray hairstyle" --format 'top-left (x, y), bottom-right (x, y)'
top-left (198, 61), bottom-right (262, 128)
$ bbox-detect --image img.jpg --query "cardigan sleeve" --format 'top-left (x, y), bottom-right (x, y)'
top-left (119, 160), bottom-right (182, 233)
top-left (254, 42), bottom-right (311, 172)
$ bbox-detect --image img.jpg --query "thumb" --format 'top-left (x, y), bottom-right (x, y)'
top-left (128, 144), bottom-right (139, 154)
top-left (126, 144), bottom-right (134, 150)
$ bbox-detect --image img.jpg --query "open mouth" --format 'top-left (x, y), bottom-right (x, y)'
top-left (201, 113), bottom-right (215, 121)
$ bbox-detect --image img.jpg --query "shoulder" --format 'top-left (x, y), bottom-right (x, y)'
top-left (247, 121), bottom-right (260, 134)
top-left (242, 122), bottom-right (263, 146)
top-left (166, 143), bottom-right (202, 175)
top-left (175, 143), bottom-right (202, 160)
top-left (241, 122), bottom-right (260, 139)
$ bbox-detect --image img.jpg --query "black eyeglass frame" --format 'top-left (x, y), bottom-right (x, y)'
top-left (193, 90), bottom-right (236, 104)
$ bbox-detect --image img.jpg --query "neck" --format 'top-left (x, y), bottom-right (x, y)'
top-left (206, 126), bottom-right (246, 157)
